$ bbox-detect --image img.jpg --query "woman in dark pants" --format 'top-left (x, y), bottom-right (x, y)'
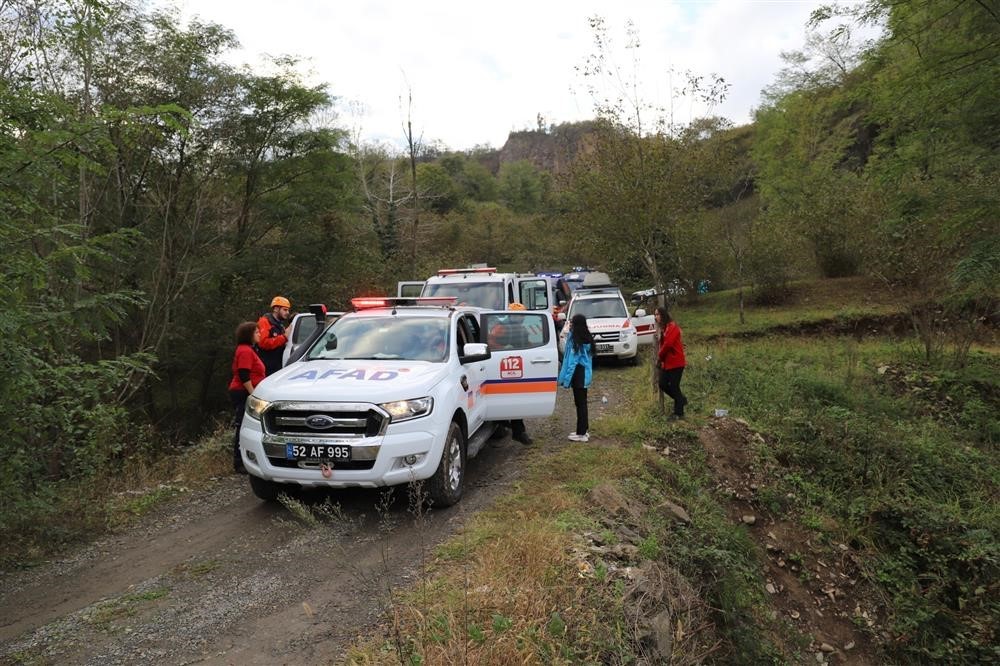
top-left (558, 313), bottom-right (594, 442)
top-left (229, 322), bottom-right (266, 473)
top-left (655, 306), bottom-right (687, 419)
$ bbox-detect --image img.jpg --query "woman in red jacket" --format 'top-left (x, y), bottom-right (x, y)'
top-left (229, 322), bottom-right (266, 473)
top-left (655, 306), bottom-right (688, 419)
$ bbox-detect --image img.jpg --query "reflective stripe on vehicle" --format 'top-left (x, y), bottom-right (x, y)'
top-left (480, 378), bottom-right (558, 394)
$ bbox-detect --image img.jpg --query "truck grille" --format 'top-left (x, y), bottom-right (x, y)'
top-left (593, 331), bottom-right (621, 343)
top-left (263, 402), bottom-right (388, 439)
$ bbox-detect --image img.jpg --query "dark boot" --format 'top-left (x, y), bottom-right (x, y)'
top-left (511, 420), bottom-right (532, 445)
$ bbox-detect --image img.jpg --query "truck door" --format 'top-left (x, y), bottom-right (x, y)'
top-left (282, 311), bottom-right (344, 366)
top-left (480, 311), bottom-right (558, 419)
top-left (397, 281), bottom-right (425, 297)
top-left (455, 313), bottom-right (489, 433)
top-left (632, 308), bottom-right (656, 346)
top-left (515, 277), bottom-right (551, 313)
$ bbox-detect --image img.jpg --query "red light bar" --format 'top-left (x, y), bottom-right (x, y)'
top-left (352, 297), bottom-right (390, 309)
top-left (351, 296), bottom-right (459, 310)
top-left (437, 267), bottom-right (497, 275)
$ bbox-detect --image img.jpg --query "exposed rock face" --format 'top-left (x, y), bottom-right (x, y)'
top-left (491, 121), bottom-right (598, 175)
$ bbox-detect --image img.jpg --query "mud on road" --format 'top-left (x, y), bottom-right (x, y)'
top-left (0, 367), bottom-right (624, 665)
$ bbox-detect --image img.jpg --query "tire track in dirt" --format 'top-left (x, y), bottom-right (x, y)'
top-left (0, 365), bottom-right (627, 665)
top-left (0, 484), bottom-right (292, 642)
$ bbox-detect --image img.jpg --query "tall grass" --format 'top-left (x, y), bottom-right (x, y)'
top-left (681, 336), bottom-right (999, 662)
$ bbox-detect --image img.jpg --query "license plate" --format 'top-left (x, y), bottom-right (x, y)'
top-left (596, 343), bottom-right (613, 353)
top-left (285, 443), bottom-right (351, 461)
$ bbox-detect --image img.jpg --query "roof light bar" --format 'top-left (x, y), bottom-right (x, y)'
top-left (437, 267), bottom-right (497, 275)
top-left (351, 296), bottom-right (458, 310)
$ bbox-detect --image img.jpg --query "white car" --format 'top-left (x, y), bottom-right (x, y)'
top-left (240, 297), bottom-right (558, 507)
top-left (558, 275), bottom-right (655, 362)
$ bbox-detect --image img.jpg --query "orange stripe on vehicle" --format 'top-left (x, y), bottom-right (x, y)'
top-left (480, 380), bottom-right (557, 394)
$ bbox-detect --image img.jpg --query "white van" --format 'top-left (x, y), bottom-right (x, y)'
top-left (557, 273), bottom-right (655, 362)
top-left (399, 267), bottom-right (560, 314)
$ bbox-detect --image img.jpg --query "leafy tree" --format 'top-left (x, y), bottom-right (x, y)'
top-left (567, 16), bottom-right (729, 302)
top-left (459, 159), bottom-right (498, 202)
top-left (416, 162), bottom-right (460, 214)
top-left (498, 160), bottom-right (544, 214)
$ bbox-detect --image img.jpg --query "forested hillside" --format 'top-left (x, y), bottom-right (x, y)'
top-left (2, 0), bottom-right (996, 610)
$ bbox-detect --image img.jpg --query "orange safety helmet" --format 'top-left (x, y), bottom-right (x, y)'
top-left (509, 302), bottom-right (526, 311)
top-left (271, 296), bottom-right (291, 309)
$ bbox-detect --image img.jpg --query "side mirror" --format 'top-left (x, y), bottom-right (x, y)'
top-left (461, 342), bottom-right (491, 363)
top-left (635, 308), bottom-right (647, 317)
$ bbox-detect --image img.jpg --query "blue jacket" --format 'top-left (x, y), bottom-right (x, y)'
top-left (558, 341), bottom-right (593, 388)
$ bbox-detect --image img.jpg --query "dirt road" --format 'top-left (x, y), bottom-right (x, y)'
top-left (1, 370), bottom-right (619, 665)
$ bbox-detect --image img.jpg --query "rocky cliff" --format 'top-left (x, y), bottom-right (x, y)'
top-left (486, 121), bottom-right (598, 175)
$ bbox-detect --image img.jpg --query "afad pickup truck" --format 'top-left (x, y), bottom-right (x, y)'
top-left (239, 297), bottom-right (558, 507)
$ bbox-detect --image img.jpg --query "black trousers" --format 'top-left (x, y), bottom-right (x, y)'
top-left (571, 365), bottom-right (589, 435)
top-left (229, 389), bottom-right (248, 466)
top-left (659, 367), bottom-right (686, 416)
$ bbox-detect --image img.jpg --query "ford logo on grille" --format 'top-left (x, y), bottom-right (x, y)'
top-left (305, 415), bottom-right (337, 430)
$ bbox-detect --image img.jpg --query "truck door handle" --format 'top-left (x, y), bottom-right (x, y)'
top-left (530, 358), bottom-right (552, 364)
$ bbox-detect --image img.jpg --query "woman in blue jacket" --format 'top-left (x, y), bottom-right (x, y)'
top-left (559, 313), bottom-right (594, 442)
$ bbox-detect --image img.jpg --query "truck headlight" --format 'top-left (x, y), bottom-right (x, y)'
top-left (245, 395), bottom-right (271, 420)
top-left (380, 397), bottom-right (433, 422)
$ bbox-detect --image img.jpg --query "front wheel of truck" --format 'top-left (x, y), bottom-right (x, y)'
top-left (428, 421), bottom-right (466, 508)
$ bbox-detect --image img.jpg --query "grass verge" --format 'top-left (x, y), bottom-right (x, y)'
top-left (679, 333), bottom-right (998, 663)
top-left (0, 426), bottom-right (234, 569)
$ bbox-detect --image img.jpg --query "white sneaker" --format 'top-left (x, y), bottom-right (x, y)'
top-left (568, 432), bottom-right (590, 442)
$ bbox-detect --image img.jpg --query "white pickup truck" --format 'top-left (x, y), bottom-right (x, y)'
top-left (239, 297), bottom-right (558, 507)
top-left (557, 274), bottom-right (656, 362)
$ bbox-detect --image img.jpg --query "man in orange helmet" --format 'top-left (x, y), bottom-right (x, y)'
top-left (256, 296), bottom-right (292, 376)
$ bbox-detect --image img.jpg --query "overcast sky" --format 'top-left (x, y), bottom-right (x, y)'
top-left (164, 0), bottom-right (855, 151)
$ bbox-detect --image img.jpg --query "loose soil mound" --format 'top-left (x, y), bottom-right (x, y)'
top-left (699, 418), bottom-right (880, 665)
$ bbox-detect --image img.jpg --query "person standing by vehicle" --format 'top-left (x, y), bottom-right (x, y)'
top-left (229, 322), bottom-right (266, 473)
top-left (655, 306), bottom-right (687, 419)
top-left (257, 296), bottom-right (291, 376)
top-left (559, 313), bottom-right (594, 442)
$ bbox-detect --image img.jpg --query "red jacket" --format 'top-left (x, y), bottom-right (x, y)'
top-left (229, 343), bottom-right (266, 392)
top-left (657, 321), bottom-right (686, 370)
top-left (256, 313), bottom-right (289, 375)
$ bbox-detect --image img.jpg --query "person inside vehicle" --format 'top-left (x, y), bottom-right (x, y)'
top-left (407, 324), bottom-right (448, 361)
top-left (256, 295), bottom-right (292, 376)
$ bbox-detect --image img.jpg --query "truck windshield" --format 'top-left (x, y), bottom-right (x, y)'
top-left (423, 282), bottom-right (503, 310)
top-left (306, 316), bottom-right (450, 362)
top-left (572, 297), bottom-right (627, 319)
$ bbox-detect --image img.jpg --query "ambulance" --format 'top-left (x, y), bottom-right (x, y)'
top-left (557, 273), bottom-right (656, 362)
top-left (239, 297), bottom-right (558, 507)
top-left (399, 266), bottom-right (557, 311)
